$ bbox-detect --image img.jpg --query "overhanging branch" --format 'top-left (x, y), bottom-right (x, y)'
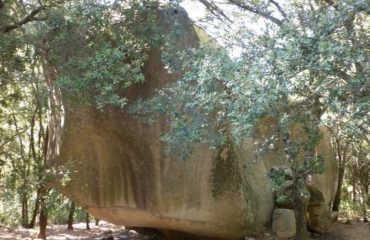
top-left (227, 0), bottom-right (284, 26)
top-left (198, 0), bottom-right (231, 22)
top-left (0, 5), bottom-right (46, 33)
top-left (269, 0), bottom-right (287, 19)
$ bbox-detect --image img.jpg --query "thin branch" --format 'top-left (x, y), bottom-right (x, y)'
top-left (198, 0), bottom-right (232, 22)
top-left (1, 5), bottom-right (46, 33)
top-left (269, 0), bottom-right (287, 19)
top-left (227, 0), bottom-right (283, 26)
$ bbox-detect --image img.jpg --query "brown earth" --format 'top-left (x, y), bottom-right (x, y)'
top-left (0, 222), bottom-right (369, 240)
top-left (0, 222), bottom-right (156, 240)
top-left (315, 222), bottom-right (370, 240)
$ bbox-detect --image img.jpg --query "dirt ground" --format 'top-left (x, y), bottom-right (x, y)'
top-left (0, 221), bottom-right (369, 240)
top-left (315, 222), bottom-right (370, 240)
top-left (0, 221), bottom-right (156, 240)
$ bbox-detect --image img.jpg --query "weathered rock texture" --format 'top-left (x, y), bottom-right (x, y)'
top-left (46, 6), bottom-right (338, 240)
top-left (272, 208), bottom-right (296, 239)
top-left (307, 185), bottom-right (333, 233)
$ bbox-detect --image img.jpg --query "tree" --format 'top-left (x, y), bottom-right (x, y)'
top-left (67, 201), bottom-right (76, 230)
top-left (0, 33), bottom-right (48, 228)
top-left (1, 0), bottom-right (162, 237)
top-left (133, 1), bottom-right (370, 239)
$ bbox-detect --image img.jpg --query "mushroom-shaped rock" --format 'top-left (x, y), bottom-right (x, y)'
top-left (46, 5), bottom-right (338, 240)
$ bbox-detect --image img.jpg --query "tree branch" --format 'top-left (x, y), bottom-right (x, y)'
top-left (198, 0), bottom-right (231, 22)
top-left (0, 5), bottom-right (46, 33)
top-left (269, 0), bottom-right (287, 19)
top-left (227, 0), bottom-right (283, 26)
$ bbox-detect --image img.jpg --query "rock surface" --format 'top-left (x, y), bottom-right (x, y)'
top-left (272, 208), bottom-right (296, 239)
top-left (46, 5), bottom-right (338, 240)
top-left (307, 185), bottom-right (333, 233)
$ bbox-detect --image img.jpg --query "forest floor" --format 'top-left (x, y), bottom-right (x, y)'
top-left (0, 221), bottom-right (369, 240)
top-left (0, 221), bottom-right (156, 240)
top-left (314, 222), bottom-right (370, 240)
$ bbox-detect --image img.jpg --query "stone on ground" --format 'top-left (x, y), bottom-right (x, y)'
top-left (272, 208), bottom-right (296, 239)
top-left (307, 185), bottom-right (333, 233)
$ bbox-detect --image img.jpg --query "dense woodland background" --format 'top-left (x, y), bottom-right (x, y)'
top-left (0, 0), bottom-right (369, 239)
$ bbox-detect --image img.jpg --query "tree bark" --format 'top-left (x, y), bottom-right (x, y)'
top-left (360, 186), bottom-right (369, 222)
top-left (67, 201), bottom-right (75, 230)
top-left (21, 192), bottom-right (29, 228)
top-left (86, 212), bottom-right (90, 230)
top-left (28, 189), bottom-right (40, 228)
top-left (332, 140), bottom-right (348, 217)
top-left (38, 195), bottom-right (47, 239)
top-left (293, 178), bottom-right (310, 240)
top-left (332, 166), bottom-right (344, 212)
top-left (282, 131), bottom-right (310, 240)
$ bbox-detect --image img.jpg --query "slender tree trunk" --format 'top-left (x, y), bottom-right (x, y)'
top-left (21, 192), bottom-right (29, 228)
top-left (28, 189), bottom-right (40, 228)
top-left (361, 203), bottom-right (368, 223)
top-left (332, 167), bottom-right (344, 211)
top-left (332, 140), bottom-right (348, 217)
top-left (67, 201), bottom-right (75, 230)
top-left (38, 195), bottom-right (47, 239)
top-left (86, 212), bottom-right (90, 230)
top-left (26, 107), bottom-right (40, 229)
top-left (361, 186), bottom-right (369, 223)
top-left (95, 218), bottom-right (100, 226)
top-left (283, 132), bottom-right (310, 240)
top-left (293, 177), bottom-right (310, 240)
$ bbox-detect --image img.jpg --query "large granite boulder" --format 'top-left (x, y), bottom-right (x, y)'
top-left (46, 5), bottom-right (338, 240)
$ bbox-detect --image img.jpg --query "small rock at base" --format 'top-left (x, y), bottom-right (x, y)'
top-left (272, 208), bottom-right (296, 239)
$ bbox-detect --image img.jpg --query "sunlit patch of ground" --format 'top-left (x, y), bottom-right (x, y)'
top-left (0, 221), bottom-right (150, 240)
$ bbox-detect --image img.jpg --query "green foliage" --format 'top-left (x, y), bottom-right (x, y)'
top-left (0, 191), bottom-right (22, 227)
top-left (49, 0), bottom-right (162, 109)
top-left (134, 0), bottom-right (369, 166)
top-left (46, 190), bottom-right (86, 224)
top-left (132, 4), bottom-right (369, 234)
top-left (0, 0), bottom-right (165, 229)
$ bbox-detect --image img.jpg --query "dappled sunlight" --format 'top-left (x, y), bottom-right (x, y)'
top-left (0, 221), bottom-right (128, 240)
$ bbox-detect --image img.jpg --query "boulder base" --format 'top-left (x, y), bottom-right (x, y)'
top-left (272, 208), bottom-right (296, 239)
top-left (307, 185), bottom-right (333, 233)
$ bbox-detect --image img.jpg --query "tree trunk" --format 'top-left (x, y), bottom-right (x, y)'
top-left (293, 182), bottom-right (310, 240)
top-left (361, 187), bottom-right (369, 223)
top-left (95, 218), bottom-right (100, 226)
top-left (332, 166), bottom-right (344, 212)
top-left (362, 204), bottom-right (368, 223)
top-left (332, 140), bottom-right (348, 218)
top-left (28, 189), bottom-right (40, 228)
top-left (21, 192), bottom-right (29, 228)
top-left (86, 212), bottom-right (90, 230)
top-left (282, 132), bottom-right (310, 240)
top-left (67, 201), bottom-right (76, 230)
top-left (38, 195), bottom-right (47, 239)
